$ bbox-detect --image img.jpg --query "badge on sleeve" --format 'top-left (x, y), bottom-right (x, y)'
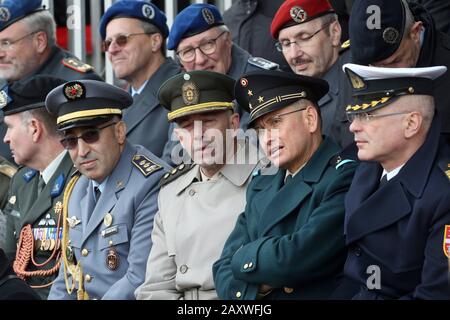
top-left (444, 225), bottom-right (450, 258)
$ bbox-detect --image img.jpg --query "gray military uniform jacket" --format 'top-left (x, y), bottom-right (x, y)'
top-left (48, 143), bottom-right (171, 300)
top-left (135, 145), bottom-right (258, 300)
top-left (123, 58), bottom-right (181, 164)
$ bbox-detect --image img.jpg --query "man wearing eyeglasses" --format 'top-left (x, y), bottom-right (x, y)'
top-left (0, 0), bottom-right (102, 164)
top-left (270, 0), bottom-right (353, 147)
top-left (99, 1), bottom-right (180, 165)
top-left (46, 80), bottom-right (171, 300)
top-left (168, 3), bottom-right (279, 130)
top-left (1, 75), bottom-right (73, 299)
top-left (333, 63), bottom-right (450, 299)
top-left (345, 0), bottom-right (450, 148)
top-left (213, 70), bottom-right (357, 300)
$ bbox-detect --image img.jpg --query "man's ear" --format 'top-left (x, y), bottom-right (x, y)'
top-left (35, 31), bottom-right (48, 54)
top-left (151, 33), bottom-right (163, 52)
top-left (330, 20), bottom-right (342, 47)
top-left (30, 118), bottom-right (42, 143)
top-left (409, 21), bottom-right (423, 45)
top-left (115, 121), bottom-right (127, 144)
top-left (303, 105), bottom-right (319, 133)
top-left (403, 111), bottom-right (422, 139)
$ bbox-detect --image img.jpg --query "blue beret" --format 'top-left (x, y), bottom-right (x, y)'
top-left (349, 0), bottom-right (408, 65)
top-left (99, 0), bottom-right (169, 40)
top-left (0, 0), bottom-right (43, 32)
top-left (167, 3), bottom-right (224, 51)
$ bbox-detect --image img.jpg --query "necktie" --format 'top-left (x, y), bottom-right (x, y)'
top-left (94, 186), bottom-right (101, 202)
top-left (379, 174), bottom-right (388, 189)
top-left (37, 175), bottom-right (46, 196)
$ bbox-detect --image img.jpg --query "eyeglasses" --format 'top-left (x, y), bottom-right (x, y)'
top-left (102, 32), bottom-right (156, 52)
top-left (346, 111), bottom-right (411, 123)
top-left (176, 31), bottom-right (227, 63)
top-left (0, 31), bottom-right (40, 51)
top-left (60, 122), bottom-right (118, 150)
top-left (254, 107), bottom-right (307, 131)
top-left (275, 22), bottom-right (331, 52)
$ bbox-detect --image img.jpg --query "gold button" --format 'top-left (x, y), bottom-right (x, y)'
top-left (243, 263), bottom-right (249, 269)
top-left (283, 287), bottom-right (294, 294)
top-left (248, 262), bottom-right (253, 268)
top-left (235, 291), bottom-right (242, 298)
top-left (85, 274), bottom-right (92, 282)
top-left (81, 248), bottom-right (89, 257)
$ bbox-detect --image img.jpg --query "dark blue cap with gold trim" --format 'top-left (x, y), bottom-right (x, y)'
top-left (0, 75), bottom-right (66, 116)
top-left (349, 0), bottom-right (411, 65)
top-left (0, 0), bottom-right (44, 32)
top-left (234, 70), bottom-right (329, 126)
top-left (343, 63), bottom-right (447, 114)
top-left (45, 80), bottom-right (133, 131)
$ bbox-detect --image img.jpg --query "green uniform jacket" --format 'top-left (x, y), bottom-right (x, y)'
top-left (3, 153), bottom-right (75, 299)
top-left (0, 156), bottom-right (16, 210)
top-left (213, 138), bottom-right (357, 300)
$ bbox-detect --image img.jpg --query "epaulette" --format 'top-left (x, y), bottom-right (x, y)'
top-left (62, 57), bottom-right (94, 74)
top-left (132, 155), bottom-right (162, 177)
top-left (160, 163), bottom-right (194, 187)
top-left (331, 142), bottom-right (359, 170)
top-left (248, 57), bottom-right (279, 70)
top-left (0, 163), bottom-right (17, 178)
top-left (340, 39), bottom-right (350, 54)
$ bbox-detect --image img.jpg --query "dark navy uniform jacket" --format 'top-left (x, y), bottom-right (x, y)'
top-left (336, 116), bottom-right (450, 299)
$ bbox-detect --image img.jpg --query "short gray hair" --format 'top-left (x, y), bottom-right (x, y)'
top-left (21, 108), bottom-right (61, 138)
top-left (319, 13), bottom-right (339, 36)
top-left (21, 10), bottom-right (56, 46)
top-left (139, 20), bottom-right (166, 54)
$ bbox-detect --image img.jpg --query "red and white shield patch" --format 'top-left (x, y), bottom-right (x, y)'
top-left (444, 225), bottom-right (450, 258)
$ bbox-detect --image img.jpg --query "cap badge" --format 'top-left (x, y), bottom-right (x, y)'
top-left (142, 4), bottom-right (155, 19)
top-left (382, 27), bottom-right (400, 45)
top-left (240, 78), bottom-right (248, 87)
top-left (182, 81), bottom-right (199, 105)
top-left (63, 82), bottom-right (84, 100)
top-left (0, 90), bottom-right (7, 108)
top-left (0, 7), bottom-right (10, 22)
top-left (290, 6), bottom-right (307, 23)
top-left (202, 8), bottom-right (215, 25)
top-left (347, 69), bottom-right (366, 90)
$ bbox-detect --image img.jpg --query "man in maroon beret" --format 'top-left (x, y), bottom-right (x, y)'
top-left (270, 0), bottom-right (353, 148)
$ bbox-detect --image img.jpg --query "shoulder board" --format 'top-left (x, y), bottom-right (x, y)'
top-left (0, 164), bottom-right (17, 178)
top-left (340, 39), bottom-right (350, 54)
top-left (438, 157), bottom-right (450, 182)
top-left (62, 57), bottom-right (94, 74)
top-left (132, 155), bottom-right (163, 177)
top-left (160, 163), bottom-right (194, 187)
top-left (248, 57), bottom-right (279, 70)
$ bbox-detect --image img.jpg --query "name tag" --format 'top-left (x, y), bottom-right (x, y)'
top-left (101, 226), bottom-right (118, 238)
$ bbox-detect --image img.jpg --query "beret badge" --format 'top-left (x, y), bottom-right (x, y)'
top-left (290, 6), bottom-right (307, 23)
top-left (182, 81), bottom-right (199, 105)
top-left (142, 4), bottom-right (155, 19)
top-left (0, 7), bottom-right (10, 22)
top-left (63, 82), bottom-right (85, 101)
top-left (202, 8), bottom-right (215, 25)
top-left (382, 27), bottom-right (400, 45)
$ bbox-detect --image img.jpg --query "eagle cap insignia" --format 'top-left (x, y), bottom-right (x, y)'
top-left (202, 8), bottom-right (215, 25)
top-left (290, 6), bottom-right (307, 23)
top-left (182, 81), bottom-right (199, 105)
top-left (63, 82), bottom-right (85, 100)
top-left (347, 69), bottom-right (366, 90)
